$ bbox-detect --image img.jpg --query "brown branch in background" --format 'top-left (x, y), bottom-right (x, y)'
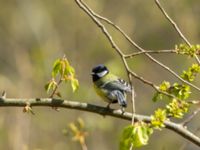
top-left (154, 0), bottom-right (200, 65)
top-left (0, 98), bottom-right (200, 147)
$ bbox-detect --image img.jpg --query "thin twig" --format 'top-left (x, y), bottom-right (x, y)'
top-left (1, 91), bottom-right (6, 99)
top-left (129, 73), bottom-right (135, 125)
top-left (188, 100), bottom-right (200, 105)
top-left (75, 0), bottom-right (123, 57)
top-left (121, 57), bottom-right (136, 124)
top-left (124, 50), bottom-right (177, 58)
top-left (49, 78), bottom-right (62, 98)
top-left (0, 98), bottom-right (200, 147)
top-left (155, 0), bottom-right (191, 46)
top-left (181, 108), bottom-right (200, 126)
top-left (81, 140), bottom-right (88, 150)
top-left (129, 144), bottom-right (133, 150)
top-left (154, 0), bottom-right (200, 65)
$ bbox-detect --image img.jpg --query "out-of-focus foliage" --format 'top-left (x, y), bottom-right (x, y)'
top-left (63, 118), bottom-right (88, 149)
top-left (0, 0), bottom-right (200, 149)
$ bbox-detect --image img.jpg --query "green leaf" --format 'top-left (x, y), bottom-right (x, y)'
top-left (61, 56), bottom-right (70, 76)
top-left (120, 123), bottom-right (153, 150)
top-left (181, 63), bottom-right (200, 82)
top-left (176, 43), bottom-right (200, 57)
top-left (65, 65), bottom-right (75, 75)
top-left (159, 81), bottom-right (170, 92)
top-left (44, 82), bottom-right (51, 93)
top-left (71, 78), bottom-right (79, 92)
top-left (169, 83), bottom-right (191, 100)
top-left (151, 109), bottom-right (167, 129)
top-left (120, 125), bottom-right (133, 150)
top-left (44, 79), bottom-right (57, 94)
top-left (152, 92), bottom-right (163, 102)
top-left (52, 59), bottom-right (62, 77)
top-left (166, 99), bottom-right (190, 118)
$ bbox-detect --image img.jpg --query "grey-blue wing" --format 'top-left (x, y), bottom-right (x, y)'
top-left (101, 79), bottom-right (131, 93)
top-left (107, 90), bottom-right (127, 107)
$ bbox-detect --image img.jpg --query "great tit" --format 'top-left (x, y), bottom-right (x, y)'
top-left (91, 64), bottom-right (131, 108)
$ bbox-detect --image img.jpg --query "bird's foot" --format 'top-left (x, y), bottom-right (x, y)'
top-left (106, 103), bottom-right (111, 109)
top-left (120, 107), bottom-right (125, 114)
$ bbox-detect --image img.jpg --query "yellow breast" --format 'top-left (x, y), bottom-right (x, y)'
top-left (93, 84), bottom-right (111, 103)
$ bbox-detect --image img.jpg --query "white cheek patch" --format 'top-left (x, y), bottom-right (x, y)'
top-left (97, 70), bottom-right (108, 77)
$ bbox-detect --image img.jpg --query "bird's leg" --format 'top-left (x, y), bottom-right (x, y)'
top-left (106, 103), bottom-right (111, 109)
top-left (121, 107), bottom-right (125, 114)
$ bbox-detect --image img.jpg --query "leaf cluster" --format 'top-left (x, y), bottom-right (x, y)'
top-left (120, 122), bottom-right (153, 149)
top-left (152, 81), bottom-right (191, 121)
top-left (63, 118), bottom-right (88, 146)
top-left (151, 109), bottom-right (167, 129)
top-left (181, 64), bottom-right (200, 82)
top-left (45, 55), bottom-right (79, 97)
top-left (175, 43), bottom-right (200, 57)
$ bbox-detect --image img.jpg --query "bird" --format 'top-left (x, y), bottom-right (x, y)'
top-left (91, 64), bottom-right (131, 109)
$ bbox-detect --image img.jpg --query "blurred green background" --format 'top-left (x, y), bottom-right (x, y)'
top-left (0, 0), bottom-right (200, 149)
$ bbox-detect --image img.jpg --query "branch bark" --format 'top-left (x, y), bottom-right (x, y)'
top-left (0, 97), bottom-right (200, 147)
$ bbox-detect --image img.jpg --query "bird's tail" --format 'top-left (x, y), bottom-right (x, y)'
top-left (114, 91), bottom-right (127, 108)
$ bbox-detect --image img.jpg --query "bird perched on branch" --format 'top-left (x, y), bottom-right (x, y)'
top-left (91, 64), bottom-right (131, 109)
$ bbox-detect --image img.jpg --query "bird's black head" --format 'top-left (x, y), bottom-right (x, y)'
top-left (91, 64), bottom-right (109, 81)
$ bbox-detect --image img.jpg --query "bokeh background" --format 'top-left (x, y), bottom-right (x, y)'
top-left (0, 0), bottom-right (200, 149)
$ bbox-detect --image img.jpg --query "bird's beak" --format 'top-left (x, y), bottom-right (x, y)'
top-left (90, 72), bottom-right (95, 75)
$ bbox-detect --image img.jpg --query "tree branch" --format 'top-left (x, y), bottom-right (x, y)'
top-left (181, 108), bottom-right (200, 126)
top-left (155, 0), bottom-right (200, 65)
top-left (124, 50), bottom-right (177, 58)
top-left (0, 97), bottom-right (200, 147)
top-left (75, 0), bottom-right (200, 93)
top-left (155, 0), bottom-right (191, 46)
